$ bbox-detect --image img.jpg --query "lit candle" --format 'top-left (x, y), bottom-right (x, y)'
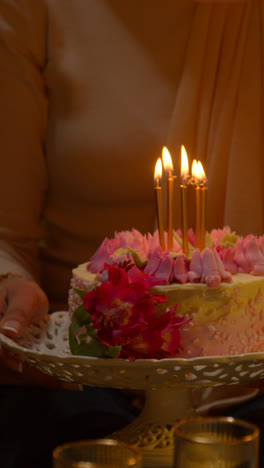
top-left (162, 146), bottom-right (174, 249)
top-left (192, 160), bottom-right (207, 251)
top-left (192, 159), bottom-right (201, 249)
top-left (154, 158), bottom-right (165, 250)
top-left (197, 161), bottom-right (207, 251)
top-left (180, 145), bottom-right (189, 256)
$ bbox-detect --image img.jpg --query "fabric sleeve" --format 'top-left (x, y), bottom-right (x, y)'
top-left (0, 0), bottom-right (48, 281)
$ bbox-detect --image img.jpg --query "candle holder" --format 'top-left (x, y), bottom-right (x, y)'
top-left (174, 417), bottom-right (259, 468)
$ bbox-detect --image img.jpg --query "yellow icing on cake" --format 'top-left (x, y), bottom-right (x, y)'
top-left (70, 264), bottom-right (264, 358)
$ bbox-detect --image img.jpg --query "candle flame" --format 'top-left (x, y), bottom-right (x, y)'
top-left (154, 158), bottom-right (162, 186)
top-left (162, 146), bottom-right (173, 175)
top-left (191, 159), bottom-right (198, 177)
top-left (197, 161), bottom-right (206, 179)
top-left (192, 159), bottom-right (207, 185)
top-left (181, 145), bottom-right (189, 178)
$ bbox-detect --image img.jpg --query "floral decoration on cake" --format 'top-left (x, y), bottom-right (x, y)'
top-left (69, 264), bottom-right (188, 360)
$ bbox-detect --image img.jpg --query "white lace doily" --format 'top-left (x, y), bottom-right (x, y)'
top-left (1, 311), bottom-right (264, 389)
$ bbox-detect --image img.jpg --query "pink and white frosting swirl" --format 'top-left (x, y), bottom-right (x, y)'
top-left (86, 227), bottom-right (264, 288)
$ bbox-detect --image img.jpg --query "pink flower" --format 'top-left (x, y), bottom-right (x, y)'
top-left (83, 264), bottom-right (187, 360)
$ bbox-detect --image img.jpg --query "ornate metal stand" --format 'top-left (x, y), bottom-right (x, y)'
top-left (1, 312), bottom-right (264, 467)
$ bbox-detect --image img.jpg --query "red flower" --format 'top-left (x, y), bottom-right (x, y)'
top-left (120, 306), bottom-right (186, 360)
top-left (83, 264), bottom-right (188, 360)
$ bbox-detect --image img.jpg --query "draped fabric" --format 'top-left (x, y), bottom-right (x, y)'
top-left (167, 0), bottom-right (264, 236)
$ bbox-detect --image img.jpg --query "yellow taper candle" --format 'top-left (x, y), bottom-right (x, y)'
top-left (192, 160), bottom-right (207, 250)
top-left (198, 161), bottom-right (207, 251)
top-left (154, 158), bottom-right (165, 250)
top-left (192, 159), bottom-right (201, 249)
top-left (162, 146), bottom-right (174, 249)
top-left (180, 145), bottom-right (189, 256)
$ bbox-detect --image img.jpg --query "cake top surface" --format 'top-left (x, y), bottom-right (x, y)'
top-left (73, 263), bottom-right (264, 291)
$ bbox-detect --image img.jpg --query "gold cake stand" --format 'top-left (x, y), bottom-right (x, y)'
top-left (1, 311), bottom-right (264, 468)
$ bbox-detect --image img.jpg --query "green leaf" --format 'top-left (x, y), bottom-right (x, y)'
top-left (69, 304), bottom-right (91, 354)
top-left (74, 304), bottom-right (91, 325)
top-left (69, 321), bottom-right (80, 355)
top-left (75, 339), bottom-right (105, 357)
top-left (104, 345), bottom-right (121, 358)
top-left (85, 325), bottom-right (97, 337)
top-left (69, 329), bottom-right (121, 358)
top-left (78, 332), bottom-right (90, 343)
top-left (69, 302), bottom-right (122, 358)
top-left (73, 287), bottom-right (87, 299)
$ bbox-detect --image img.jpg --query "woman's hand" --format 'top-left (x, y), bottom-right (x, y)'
top-left (0, 276), bottom-right (79, 389)
top-left (0, 344), bottom-right (76, 388)
top-left (0, 275), bottom-right (49, 338)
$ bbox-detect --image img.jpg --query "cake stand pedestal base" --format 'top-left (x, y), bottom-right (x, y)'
top-left (111, 387), bottom-right (196, 468)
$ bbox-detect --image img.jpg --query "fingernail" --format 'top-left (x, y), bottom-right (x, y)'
top-left (2, 320), bottom-right (20, 335)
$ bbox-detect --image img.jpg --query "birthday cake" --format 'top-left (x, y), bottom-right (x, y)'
top-left (68, 227), bottom-right (264, 360)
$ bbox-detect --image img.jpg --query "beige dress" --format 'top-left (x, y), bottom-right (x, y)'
top-left (0, 0), bottom-right (263, 310)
